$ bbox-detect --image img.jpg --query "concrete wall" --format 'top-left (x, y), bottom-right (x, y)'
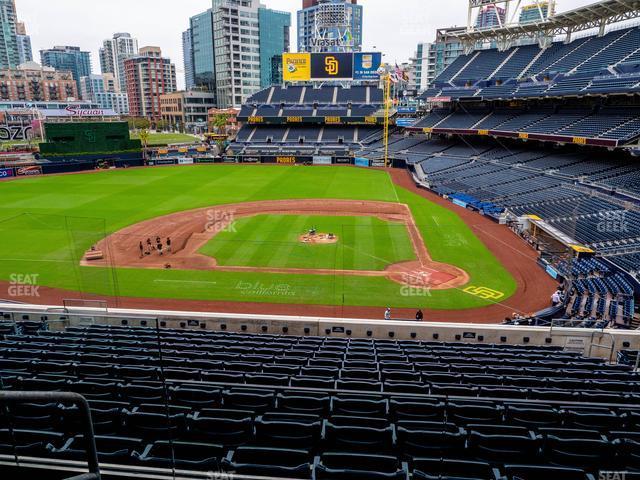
top-left (2, 302), bottom-right (638, 362)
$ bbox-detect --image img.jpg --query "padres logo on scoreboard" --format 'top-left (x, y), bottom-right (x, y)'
top-left (310, 53), bottom-right (353, 80)
top-left (325, 56), bottom-right (339, 76)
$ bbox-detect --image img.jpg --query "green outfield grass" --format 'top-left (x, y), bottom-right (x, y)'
top-left (0, 165), bottom-right (517, 309)
top-left (199, 214), bottom-right (416, 271)
top-left (130, 132), bottom-right (200, 146)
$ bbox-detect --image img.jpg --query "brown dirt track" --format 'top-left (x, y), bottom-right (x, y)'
top-left (0, 167), bottom-right (557, 323)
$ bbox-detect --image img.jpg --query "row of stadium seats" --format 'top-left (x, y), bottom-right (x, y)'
top-left (243, 104), bottom-right (379, 119)
top-left (1, 325), bottom-right (640, 479)
top-left (233, 125), bottom-right (381, 147)
top-left (423, 72), bottom-right (640, 101)
top-left (413, 106), bottom-right (640, 142)
top-left (429, 25), bottom-right (640, 93)
top-left (1, 326), bottom-right (638, 398)
top-left (247, 85), bottom-right (383, 106)
top-left (387, 135), bottom-right (640, 274)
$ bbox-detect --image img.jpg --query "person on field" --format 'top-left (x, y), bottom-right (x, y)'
top-left (166, 237), bottom-right (172, 253)
top-left (139, 241), bottom-right (144, 258)
top-left (416, 309), bottom-right (424, 321)
top-left (384, 308), bottom-right (391, 321)
top-left (157, 241), bottom-right (164, 256)
top-left (146, 238), bottom-right (152, 255)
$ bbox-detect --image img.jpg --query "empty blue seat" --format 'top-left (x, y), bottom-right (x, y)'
top-left (315, 452), bottom-right (409, 480)
top-left (222, 446), bottom-right (312, 479)
top-left (186, 415), bottom-right (253, 447)
top-left (137, 440), bottom-right (223, 470)
top-left (412, 457), bottom-right (501, 480)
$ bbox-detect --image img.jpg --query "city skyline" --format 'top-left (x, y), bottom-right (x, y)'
top-left (17, 0), bottom-right (593, 89)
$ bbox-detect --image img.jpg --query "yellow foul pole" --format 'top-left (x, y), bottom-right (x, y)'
top-left (383, 74), bottom-right (391, 168)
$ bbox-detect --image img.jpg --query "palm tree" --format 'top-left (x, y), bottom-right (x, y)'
top-left (212, 113), bottom-right (229, 134)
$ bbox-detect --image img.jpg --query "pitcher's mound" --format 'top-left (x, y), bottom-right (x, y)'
top-left (299, 232), bottom-right (338, 245)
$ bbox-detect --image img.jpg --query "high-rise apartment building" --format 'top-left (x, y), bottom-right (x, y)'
top-left (212, 0), bottom-right (290, 107)
top-left (0, 0), bottom-right (19, 69)
top-left (182, 1), bottom-right (290, 108)
top-left (80, 73), bottom-right (129, 115)
top-left (182, 29), bottom-right (195, 90)
top-left (124, 46), bottom-right (177, 119)
top-left (40, 45), bottom-right (92, 98)
top-left (474, 4), bottom-right (506, 29)
top-left (99, 33), bottom-right (139, 92)
top-left (519, 1), bottom-right (554, 24)
top-left (258, 7), bottom-right (290, 89)
top-left (190, 9), bottom-right (216, 93)
top-left (15, 22), bottom-right (31, 64)
top-left (411, 27), bottom-right (465, 92)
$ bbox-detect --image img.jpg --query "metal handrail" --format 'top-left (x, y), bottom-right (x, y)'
top-left (0, 391), bottom-right (100, 480)
top-left (588, 330), bottom-right (616, 363)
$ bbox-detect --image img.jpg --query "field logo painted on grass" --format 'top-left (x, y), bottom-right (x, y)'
top-left (7, 273), bottom-right (40, 298)
top-left (463, 285), bottom-right (504, 301)
top-left (400, 271), bottom-right (432, 298)
top-left (235, 281), bottom-right (296, 298)
top-left (205, 209), bottom-right (237, 234)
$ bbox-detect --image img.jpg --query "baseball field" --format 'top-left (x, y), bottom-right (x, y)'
top-left (0, 164), bottom-right (551, 319)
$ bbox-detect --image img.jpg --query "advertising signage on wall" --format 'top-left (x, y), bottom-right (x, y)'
top-left (283, 52), bottom-right (381, 82)
top-left (0, 167), bottom-right (14, 179)
top-left (15, 165), bottom-right (42, 176)
top-left (353, 52), bottom-right (382, 80)
top-left (312, 156), bottom-right (332, 165)
top-left (334, 157), bottom-right (352, 164)
top-left (283, 53), bottom-right (311, 82)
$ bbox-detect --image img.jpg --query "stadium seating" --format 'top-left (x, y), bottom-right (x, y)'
top-left (1, 324), bottom-right (640, 479)
top-left (412, 106), bottom-right (640, 143)
top-left (427, 25), bottom-right (640, 103)
top-left (231, 84), bottom-right (385, 155)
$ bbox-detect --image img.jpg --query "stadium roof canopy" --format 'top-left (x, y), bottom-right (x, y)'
top-left (452, 0), bottom-right (640, 52)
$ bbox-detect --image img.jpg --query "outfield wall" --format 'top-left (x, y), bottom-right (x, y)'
top-left (0, 155), bottom-right (409, 182)
top-left (1, 303), bottom-right (638, 362)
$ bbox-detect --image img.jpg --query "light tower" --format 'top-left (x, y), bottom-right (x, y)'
top-left (311, 1), bottom-right (355, 53)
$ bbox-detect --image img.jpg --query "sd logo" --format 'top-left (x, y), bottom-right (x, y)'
top-left (325, 56), bottom-right (339, 76)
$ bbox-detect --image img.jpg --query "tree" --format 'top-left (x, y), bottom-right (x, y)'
top-left (127, 117), bottom-right (150, 131)
top-left (155, 119), bottom-right (169, 132)
top-left (138, 129), bottom-right (150, 149)
top-left (211, 113), bottom-right (230, 134)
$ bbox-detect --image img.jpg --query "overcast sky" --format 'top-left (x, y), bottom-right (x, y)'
top-left (17, 0), bottom-right (592, 89)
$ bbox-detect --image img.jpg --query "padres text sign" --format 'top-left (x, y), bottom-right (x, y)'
top-left (310, 53), bottom-right (353, 80)
top-left (283, 53), bottom-right (311, 82)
